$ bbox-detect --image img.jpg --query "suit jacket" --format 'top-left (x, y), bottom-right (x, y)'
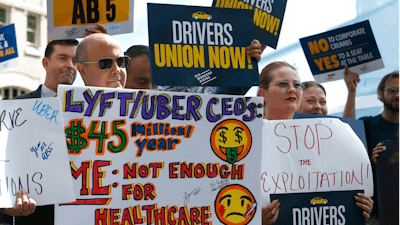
top-left (1, 84), bottom-right (55, 225)
top-left (13, 85), bottom-right (42, 99)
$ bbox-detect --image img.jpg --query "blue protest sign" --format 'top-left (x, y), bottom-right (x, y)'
top-left (0, 24), bottom-right (18, 71)
top-left (212, 0), bottom-right (287, 49)
top-left (148, 3), bottom-right (259, 87)
top-left (376, 140), bottom-right (399, 225)
top-left (300, 20), bottom-right (384, 83)
top-left (271, 190), bottom-right (365, 225)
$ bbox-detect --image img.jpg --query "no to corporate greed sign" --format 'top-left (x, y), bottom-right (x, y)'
top-left (47, 0), bottom-right (133, 39)
top-left (55, 85), bottom-right (263, 225)
top-left (148, 3), bottom-right (259, 88)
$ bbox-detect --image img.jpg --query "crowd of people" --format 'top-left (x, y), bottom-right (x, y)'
top-left (0, 23), bottom-right (398, 225)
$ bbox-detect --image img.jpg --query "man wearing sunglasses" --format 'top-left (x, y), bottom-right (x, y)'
top-left (76, 33), bottom-right (128, 88)
top-left (358, 71), bottom-right (399, 225)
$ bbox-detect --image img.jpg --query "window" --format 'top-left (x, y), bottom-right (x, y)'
top-left (27, 14), bottom-right (38, 45)
top-left (1, 87), bottom-right (29, 99)
top-left (0, 6), bottom-right (8, 28)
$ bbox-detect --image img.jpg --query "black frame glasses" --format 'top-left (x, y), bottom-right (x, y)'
top-left (81, 56), bottom-right (131, 71)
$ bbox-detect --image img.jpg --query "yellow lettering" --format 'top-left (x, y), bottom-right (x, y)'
top-left (166, 44), bottom-right (177, 67)
top-left (193, 45), bottom-right (205, 68)
top-left (254, 8), bottom-right (262, 27)
top-left (229, 47), bottom-right (246, 69)
top-left (314, 58), bottom-right (324, 71)
top-left (237, 1), bottom-right (245, 9)
top-left (260, 11), bottom-right (268, 29)
top-left (154, 44), bottom-right (165, 67)
top-left (220, 46), bottom-right (230, 69)
top-left (177, 44), bottom-right (183, 67)
top-left (323, 56), bottom-right (333, 70)
top-left (318, 38), bottom-right (329, 52)
top-left (308, 41), bottom-right (320, 55)
top-left (182, 45), bottom-right (193, 68)
top-left (209, 46), bottom-right (220, 68)
top-left (331, 54), bottom-right (340, 68)
top-left (266, 15), bottom-right (277, 33)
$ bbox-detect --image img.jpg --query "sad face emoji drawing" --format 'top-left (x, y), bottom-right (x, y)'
top-left (215, 184), bottom-right (257, 225)
top-left (210, 119), bottom-right (252, 164)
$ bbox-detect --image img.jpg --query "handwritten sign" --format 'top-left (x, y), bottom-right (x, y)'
top-left (300, 20), bottom-right (384, 83)
top-left (0, 24), bottom-right (18, 71)
top-left (0, 98), bottom-right (75, 207)
top-left (47, 0), bottom-right (134, 39)
top-left (55, 85), bottom-right (263, 225)
top-left (270, 190), bottom-right (365, 225)
top-left (148, 3), bottom-right (259, 87)
top-left (260, 118), bottom-right (373, 209)
top-left (212, 0), bottom-right (287, 49)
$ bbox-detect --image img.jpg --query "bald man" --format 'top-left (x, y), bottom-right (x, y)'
top-left (76, 33), bottom-right (129, 88)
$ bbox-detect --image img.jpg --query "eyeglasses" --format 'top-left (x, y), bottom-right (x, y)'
top-left (272, 81), bottom-right (304, 90)
top-left (81, 56), bottom-right (131, 71)
top-left (385, 87), bottom-right (399, 95)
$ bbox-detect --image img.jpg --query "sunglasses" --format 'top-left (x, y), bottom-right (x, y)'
top-left (81, 56), bottom-right (130, 71)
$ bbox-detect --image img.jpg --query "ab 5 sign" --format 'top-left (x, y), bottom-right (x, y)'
top-left (47, 0), bottom-right (134, 39)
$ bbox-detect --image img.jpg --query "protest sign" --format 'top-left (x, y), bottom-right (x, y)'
top-left (0, 98), bottom-right (75, 207)
top-left (0, 24), bottom-right (18, 71)
top-left (148, 3), bottom-right (259, 87)
top-left (212, 0), bottom-right (287, 49)
top-left (293, 113), bottom-right (368, 150)
top-left (55, 85), bottom-right (264, 225)
top-left (261, 118), bottom-right (373, 208)
top-left (47, 0), bottom-right (134, 40)
top-left (270, 190), bottom-right (365, 225)
top-left (300, 20), bottom-right (384, 83)
top-left (376, 140), bottom-right (399, 225)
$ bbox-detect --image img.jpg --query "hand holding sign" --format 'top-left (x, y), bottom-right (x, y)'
top-left (1, 190), bottom-right (36, 217)
top-left (371, 143), bottom-right (386, 164)
top-left (354, 193), bottom-right (374, 219)
top-left (344, 65), bottom-right (360, 93)
top-left (262, 200), bottom-right (280, 225)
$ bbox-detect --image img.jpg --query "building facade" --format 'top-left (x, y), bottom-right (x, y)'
top-left (0, 0), bottom-right (47, 99)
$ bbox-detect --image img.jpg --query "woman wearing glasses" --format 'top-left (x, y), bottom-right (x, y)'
top-left (258, 61), bottom-right (303, 121)
top-left (257, 62), bottom-right (373, 224)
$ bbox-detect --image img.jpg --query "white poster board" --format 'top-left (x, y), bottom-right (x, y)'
top-left (55, 85), bottom-right (264, 225)
top-left (261, 118), bottom-right (373, 206)
top-left (47, 0), bottom-right (134, 40)
top-left (0, 98), bottom-right (76, 207)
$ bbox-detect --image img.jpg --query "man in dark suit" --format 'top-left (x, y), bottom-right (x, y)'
top-left (0, 39), bottom-right (78, 225)
top-left (14, 39), bottom-right (79, 99)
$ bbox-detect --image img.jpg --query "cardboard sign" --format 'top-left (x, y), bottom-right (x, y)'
top-left (270, 190), bottom-right (365, 225)
top-left (47, 0), bottom-right (134, 39)
top-left (0, 24), bottom-right (18, 71)
top-left (261, 118), bottom-right (373, 208)
top-left (0, 98), bottom-right (75, 207)
top-left (55, 85), bottom-right (264, 225)
top-left (300, 20), bottom-right (384, 83)
top-left (148, 3), bottom-right (259, 87)
top-left (376, 140), bottom-right (399, 225)
top-left (212, 0), bottom-right (287, 49)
